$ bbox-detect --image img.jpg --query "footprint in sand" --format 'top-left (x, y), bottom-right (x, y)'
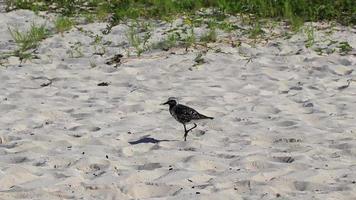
top-left (276, 120), bottom-right (298, 127)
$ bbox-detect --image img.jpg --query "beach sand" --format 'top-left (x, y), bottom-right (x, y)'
top-left (0, 10), bottom-right (356, 200)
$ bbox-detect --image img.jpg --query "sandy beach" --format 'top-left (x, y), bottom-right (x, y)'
top-left (1, 9), bottom-right (356, 200)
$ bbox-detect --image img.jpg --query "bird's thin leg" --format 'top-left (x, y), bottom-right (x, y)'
top-left (183, 124), bottom-right (188, 141)
top-left (187, 123), bottom-right (197, 133)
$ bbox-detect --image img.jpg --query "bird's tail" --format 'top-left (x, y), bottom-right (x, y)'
top-left (200, 114), bottom-right (214, 119)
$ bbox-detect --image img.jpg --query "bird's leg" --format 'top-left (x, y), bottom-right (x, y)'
top-left (183, 124), bottom-right (188, 141)
top-left (187, 123), bottom-right (197, 133)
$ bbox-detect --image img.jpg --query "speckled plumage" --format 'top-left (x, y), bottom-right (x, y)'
top-left (170, 104), bottom-right (213, 124)
top-left (162, 97), bottom-right (213, 141)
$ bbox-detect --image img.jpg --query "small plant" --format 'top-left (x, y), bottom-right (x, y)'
top-left (200, 28), bottom-right (217, 43)
top-left (153, 32), bottom-right (180, 51)
top-left (166, 32), bottom-right (180, 47)
top-left (91, 34), bottom-right (106, 56)
top-left (304, 24), bottom-right (315, 48)
top-left (54, 16), bottom-right (74, 35)
top-left (126, 22), bottom-right (152, 56)
top-left (218, 21), bottom-right (238, 32)
top-left (67, 41), bottom-right (84, 58)
top-left (95, 4), bottom-right (110, 21)
top-left (8, 23), bottom-right (49, 62)
top-left (182, 25), bottom-right (196, 50)
top-left (9, 23), bottom-right (49, 52)
top-left (248, 22), bottom-right (264, 39)
top-left (338, 41), bottom-right (352, 55)
top-left (82, 13), bottom-right (95, 23)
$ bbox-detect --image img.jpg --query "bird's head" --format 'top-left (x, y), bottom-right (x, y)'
top-left (161, 97), bottom-right (178, 106)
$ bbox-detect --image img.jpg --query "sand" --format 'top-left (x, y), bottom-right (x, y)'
top-left (0, 10), bottom-right (356, 200)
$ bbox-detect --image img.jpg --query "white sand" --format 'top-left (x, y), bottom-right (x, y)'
top-left (0, 10), bottom-right (356, 200)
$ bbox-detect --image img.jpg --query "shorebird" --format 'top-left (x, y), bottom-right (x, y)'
top-left (162, 97), bottom-right (213, 141)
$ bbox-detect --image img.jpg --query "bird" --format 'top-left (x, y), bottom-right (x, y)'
top-left (161, 97), bottom-right (213, 141)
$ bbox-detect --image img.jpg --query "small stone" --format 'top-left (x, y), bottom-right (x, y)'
top-left (97, 82), bottom-right (110, 86)
top-left (303, 102), bottom-right (314, 107)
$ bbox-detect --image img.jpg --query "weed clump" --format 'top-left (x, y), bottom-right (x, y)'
top-left (7, 23), bottom-right (49, 62)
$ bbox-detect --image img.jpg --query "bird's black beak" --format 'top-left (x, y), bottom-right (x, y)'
top-left (161, 101), bottom-right (168, 105)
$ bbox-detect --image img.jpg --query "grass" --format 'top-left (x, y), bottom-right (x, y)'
top-left (9, 23), bottom-right (48, 51)
top-left (338, 41), bottom-right (352, 55)
top-left (7, 23), bottom-right (49, 62)
top-left (153, 32), bottom-right (181, 51)
top-left (6, 0), bottom-right (355, 27)
top-left (182, 25), bottom-right (196, 50)
top-left (304, 24), bottom-right (315, 48)
top-left (200, 21), bottom-right (217, 43)
top-left (54, 16), bottom-right (74, 34)
top-left (67, 41), bottom-right (84, 58)
top-left (91, 34), bottom-right (106, 56)
top-left (247, 22), bottom-right (264, 39)
top-left (4, 0), bottom-right (355, 59)
top-left (126, 22), bottom-right (152, 56)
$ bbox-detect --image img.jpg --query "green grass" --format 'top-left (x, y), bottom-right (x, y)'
top-left (304, 24), bottom-right (315, 48)
top-left (247, 22), bottom-right (264, 39)
top-left (54, 16), bottom-right (74, 34)
top-left (152, 32), bottom-right (180, 51)
top-left (182, 25), bottom-right (196, 50)
top-left (8, 23), bottom-right (49, 51)
top-left (7, 23), bottom-right (49, 62)
top-left (6, 0), bottom-right (355, 27)
top-left (5, 0), bottom-right (355, 58)
top-left (200, 28), bottom-right (217, 43)
top-left (338, 41), bottom-right (352, 55)
top-left (67, 41), bottom-right (84, 58)
top-left (200, 20), bottom-right (218, 43)
top-left (126, 22), bottom-right (152, 56)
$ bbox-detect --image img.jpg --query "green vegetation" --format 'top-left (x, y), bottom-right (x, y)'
top-left (4, 0), bottom-right (354, 59)
top-left (247, 22), bottom-right (264, 39)
top-left (54, 16), bottom-right (74, 35)
top-left (7, 23), bottom-right (49, 62)
top-left (6, 0), bottom-right (355, 26)
top-left (200, 21), bottom-right (217, 43)
top-left (200, 28), bottom-right (217, 43)
top-left (67, 41), bottom-right (84, 58)
top-left (153, 32), bottom-right (181, 51)
top-left (91, 34), bottom-right (107, 56)
top-left (9, 23), bottom-right (48, 51)
top-left (337, 41), bottom-right (352, 55)
top-left (182, 25), bottom-right (196, 50)
top-left (304, 24), bottom-right (315, 48)
top-left (126, 22), bottom-right (152, 56)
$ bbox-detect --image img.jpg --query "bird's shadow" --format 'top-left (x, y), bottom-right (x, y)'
top-left (128, 134), bottom-right (176, 145)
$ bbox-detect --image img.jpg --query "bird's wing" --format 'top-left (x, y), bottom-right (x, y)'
top-left (175, 104), bottom-right (202, 121)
